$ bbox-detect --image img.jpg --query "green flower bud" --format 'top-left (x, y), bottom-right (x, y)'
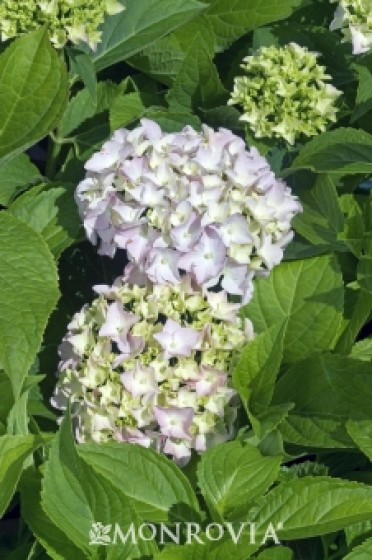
top-left (229, 43), bottom-right (342, 145)
top-left (0, 0), bottom-right (124, 49)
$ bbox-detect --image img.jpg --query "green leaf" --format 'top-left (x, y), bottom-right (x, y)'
top-left (0, 371), bottom-right (15, 426)
top-left (254, 476), bottom-right (372, 539)
top-left (9, 185), bottom-right (81, 258)
top-left (289, 128), bottom-right (372, 175)
top-left (20, 468), bottom-right (86, 560)
top-left (197, 441), bottom-right (281, 521)
top-left (292, 175), bottom-right (345, 251)
top-left (154, 537), bottom-right (259, 559)
top-left (67, 47), bottom-right (97, 104)
top-left (352, 63), bottom-right (372, 123)
top-left (335, 288), bottom-right (372, 354)
top-left (58, 80), bottom-right (120, 138)
top-left (129, 15), bottom-right (216, 87)
top-left (241, 255), bottom-right (344, 363)
top-left (0, 154), bottom-right (41, 207)
top-left (145, 109), bottom-right (201, 131)
top-left (0, 434), bottom-right (40, 517)
top-left (357, 239), bottom-right (372, 294)
top-left (7, 391), bottom-right (29, 435)
top-left (351, 338), bottom-right (372, 361)
top-left (233, 323), bottom-right (284, 414)
top-left (345, 521), bottom-right (372, 549)
top-left (42, 414), bottom-right (158, 556)
top-left (128, 35), bottom-right (185, 86)
top-left (0, 28), bottom-right (68, 164)
top-left (347, 420), bottom-right (372, 461)
top-left (255, 547), bottom-right (293, 560)
top-left (109, 92), bottom-right (145, 130)
top-left (167, 33), bottom-right (227, 112)
top-left (78, 442), bottom-right (200, 522)
top-left (0, 213), bottom-right (59, 397)
top-left (204, 0), bottom-right (303, 51)
top-left (279, 415), bottom-right (353, 449)
top-left (92, 0), bottom-right (207, 72)
top-left (344, 538), bottom-right (372, 560)
top-left (273, 354), bottom-right (372, 422)
top-left (338, 194), bottom-right (366, 258)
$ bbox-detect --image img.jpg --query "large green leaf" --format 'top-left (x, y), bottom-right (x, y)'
top-left (255, 548), bottom-right (293, 560)
top-left (20, 469), bottom-right (85, 560)
top-left (197, 441), bottom-right (281, 521)
top-left (154, 536), bottom-right (259, 559)
top-left (9, 185), bottom-right (81, 258)
top-left (0, 154), bottom-right (41, 207)
top-left (109, 92), bottom-right (145, 130)
top-left (352, 62), bottom-right (372, 122)
top-left (344, 537), bottom-right (372, 559)
top-left (0, 372), bottom-right (15, 426)
top-left (241, 256), bottom-right (344, 363)
top-left (292, 175), bottom-right (345, 251)
top-left (254, 476), bottom-right (372, 539)
top-left (204, 0), bottom-right (303, 51)
top-left (167, 32), bottom-right (226, 112)
top-left (128, 16), bottom-right (215, 86)
top-left (41, 414), bottom-right (158, 557)
top-left (78, 442), bottom-right (200, 522)
top-left (336, 288), bottom-right (372, 354)
top-left (233, 323), bottom-right (284, 414)
top-left (289, 128), bottom-right (372, 175)
top-left (92, 0), bottom-right (207, 71)
top-left (347, 420), bottom-right (372, 461)
top-left (273, 354), bottom-right (372, 421)
top-left (145, 109), bottom-right (201, 132)
top-left (0, 28), bottom-right (68, 164)
top-left (0, 213), bottom-right (59, 397)
top-left (58, 80), bottom-right (120, 138)
top-left (67, 47), bottom-right (97, 104)
top-left (351, 338), bottom-right (372, 361)
top-left (0, 434), bottom-right (40, 517)
top-left (128, 35), bottom-right (185, 86)
top-left (279, 415), bottom-right (353, 449)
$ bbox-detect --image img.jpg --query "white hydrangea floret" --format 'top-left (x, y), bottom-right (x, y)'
top-left (330, 0), bottom-right (372, 54)
top-left (75, 119), bottom-right (302, 303)
top-left (51, 276), bottom-right (253, 465)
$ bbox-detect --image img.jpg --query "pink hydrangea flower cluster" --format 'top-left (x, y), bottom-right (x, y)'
top-left (52, 277), bottom-right (253, 465)
top-left (75, 119), bottom-right (302, 303)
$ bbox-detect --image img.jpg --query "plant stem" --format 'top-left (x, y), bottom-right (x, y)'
top-left (321, 536), bottom-right (329, 560)
top-left (45, 132), bottom-right (61, 180)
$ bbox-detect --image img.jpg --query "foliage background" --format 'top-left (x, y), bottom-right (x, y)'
top-left (0, 0), bottom-right (372, 558)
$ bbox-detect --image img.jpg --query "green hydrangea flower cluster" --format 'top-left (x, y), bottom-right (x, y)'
top-left (0, 0), bottom-right (124, 49)
top-left (229, 43), bottom-right (342, 145)
top-left (330, 0), bottom-right (372, 54)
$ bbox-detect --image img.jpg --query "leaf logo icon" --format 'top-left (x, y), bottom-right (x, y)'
top-left (89, 522), bottom-right (112, 545)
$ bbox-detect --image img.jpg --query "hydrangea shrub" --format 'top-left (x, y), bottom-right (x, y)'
top-left (0, 1), bottom-right (372, 558)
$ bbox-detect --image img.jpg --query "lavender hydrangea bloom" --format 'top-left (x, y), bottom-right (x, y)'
top-left (75, 120), bottom-right (302, 304)
top-left (51, 276), bottom-right (253, 465)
